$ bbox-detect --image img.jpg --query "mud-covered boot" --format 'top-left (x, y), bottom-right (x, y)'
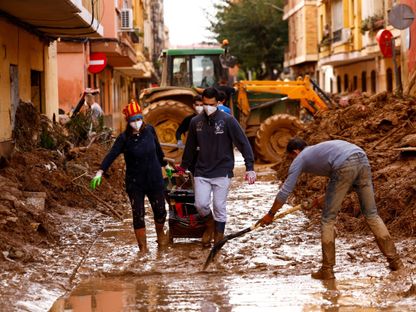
top-left (367, 216), bottom-right (404, 271)
top-left (134, 228), bottom-right (148, 253)
top-left (375, 236), bottom-right (404, 271)
top-left (311, 241), bottom-right (335, 280)
top-left (214, 231), bottom-right (224, 244)
top-left (201, 212), bottom-right (215, 248)
top-left (155, 222), bottom-right (169, 247)
top-left (214, 221), bottom-right (225, 244)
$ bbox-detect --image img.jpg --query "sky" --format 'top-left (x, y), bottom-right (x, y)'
top-left (164, 0), bottom-right (221, 47)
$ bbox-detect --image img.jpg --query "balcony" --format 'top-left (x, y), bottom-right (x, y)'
top-left (0, 0), bottom-right (103, 37)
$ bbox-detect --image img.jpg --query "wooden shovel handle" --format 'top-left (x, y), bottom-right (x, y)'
top-left (252, 204), bottom-right (302, 230)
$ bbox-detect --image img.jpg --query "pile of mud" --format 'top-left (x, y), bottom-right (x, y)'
top-left (0, 102), bottom-right (127, 264)
top-left (275, 91), bottom-right (416, 236)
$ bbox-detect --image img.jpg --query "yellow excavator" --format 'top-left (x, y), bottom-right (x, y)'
top-left (232, 75), bottom-right (332, 162)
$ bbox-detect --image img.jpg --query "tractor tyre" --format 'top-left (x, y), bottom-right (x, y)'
top-left (254, 114), bottom-right (303, 163)
top-left (143, 100), bottom-right (194, 160)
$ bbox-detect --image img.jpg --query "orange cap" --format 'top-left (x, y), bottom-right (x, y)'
top-left (123, 99), bottom-right (142, 121)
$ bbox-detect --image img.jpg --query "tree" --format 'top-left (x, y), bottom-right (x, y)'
top-left (210, 0), bottom-right (288, 79)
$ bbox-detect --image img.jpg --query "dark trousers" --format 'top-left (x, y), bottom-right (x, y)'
top-left (127, 189), bottom-right (167, 229)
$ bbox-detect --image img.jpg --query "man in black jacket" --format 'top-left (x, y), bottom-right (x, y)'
top-left (180, 87), bottom-right (256, 246)
top-left (175, 95), bottom-right (203, 148)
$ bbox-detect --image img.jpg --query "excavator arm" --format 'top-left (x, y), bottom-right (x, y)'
top-left (235, 76), bottom-right (329, 115)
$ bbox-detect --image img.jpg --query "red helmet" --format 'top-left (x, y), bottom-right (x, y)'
top-left (123, 99), bottom-right (142, 121)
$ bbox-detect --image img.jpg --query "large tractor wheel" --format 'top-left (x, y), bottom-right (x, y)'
top-left (254, 114), bottom-right (303, 163)
top-left (143, 100), bottom-right (194, 160)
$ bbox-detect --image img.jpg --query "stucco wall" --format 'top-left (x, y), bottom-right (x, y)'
top-left (0, 18), bottom-right (58, 142)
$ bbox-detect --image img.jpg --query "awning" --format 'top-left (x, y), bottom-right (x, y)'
top-left (115, 62), bottom-right (155, 79)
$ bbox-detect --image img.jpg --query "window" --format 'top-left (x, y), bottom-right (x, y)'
top-left (386, 68), bottom-right (393, 92)
top-left (172, 57), bottom-right (190, 87)
top-left (332, 0), bottom-right (343, 43)
top-left (361, 71), bottom-right (367, 92)
top-left (353, 76), bottom-right (358, 90)
top-left (371, 70), bottom-right (376, 93)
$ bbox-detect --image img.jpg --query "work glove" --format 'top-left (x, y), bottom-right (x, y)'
top-left (90, 170), bottom-right (103, 190)
top-left (165, 164), bottom-right (174, 179)
top-left (177, 140), bottom-right (185, 149)
top-left (245, 170), bottom-right (256, 184)
top-left (174, 165), bottom-right (186, 175)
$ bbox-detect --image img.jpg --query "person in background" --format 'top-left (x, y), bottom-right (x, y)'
top-left (90, 99), bottom-right (169, 253)
top-left (216, 78), bottom-right (236, 107)
top-left (217, 90), bottom-right (231, 115)
top-left (84, 92), bottom-right (103, 127)
top-left (176, 95), bottom-right (204, 149)
top-left (179, 87), bottom-right (256, 247)
top-left (259, 138), bottom-right (404, 279)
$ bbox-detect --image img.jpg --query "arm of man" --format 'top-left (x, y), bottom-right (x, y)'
top-left (259, 156), bottom-right (304, 225)
top-left (175, 114), bottom-right (193, 141)
top-left (180, 119), bottom-right (198, 170)
top-left (228, 117), bottom-right (254, 171)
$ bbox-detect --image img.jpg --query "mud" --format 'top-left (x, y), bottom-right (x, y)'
top-left (0, 94), bottom-right (416, 310)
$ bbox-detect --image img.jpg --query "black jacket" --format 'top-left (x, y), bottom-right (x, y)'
top-left (100, 125), bottom-right (166, 192)
top-left (181, 110), bottom-right (254, 178)
top-left (175, 113), bottom-right (196, 141)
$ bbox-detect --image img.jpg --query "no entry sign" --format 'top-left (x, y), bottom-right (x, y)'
top-left (88, 52), bottom-right (107, 74)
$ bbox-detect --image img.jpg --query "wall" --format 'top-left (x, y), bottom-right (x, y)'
top-left (0, 18), bottom-right (59, 143)
top-left (57, 42), bottom-right (87, 113)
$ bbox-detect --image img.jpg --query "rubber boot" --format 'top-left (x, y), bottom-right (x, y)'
top-left (155, 222), bottom-right (169, 247)
top-left (201, 212), bottom-right (215, 248)
top-left (311, 241), bottom-right (335, 280)
top-left (134, 228), bottom-right (148, 253)
top-left (214, 221), bottom-right (225, 244)
top-left (374, 237), bottom-right (404, 271)
top-left (367, 216), bottom-right (404, 271)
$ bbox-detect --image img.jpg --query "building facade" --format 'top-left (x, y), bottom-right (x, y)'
top-left (0, 0), bottom-right (103, 160)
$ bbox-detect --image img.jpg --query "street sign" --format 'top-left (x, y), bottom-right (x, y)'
top-left (88, 52), bottom-right (107, 74)
top-left (388, 4), bottom-right (414, 30)
top-left (376, 29), bottom-right (393, 58)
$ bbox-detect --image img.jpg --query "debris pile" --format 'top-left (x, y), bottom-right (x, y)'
top-left (0, 102), bottom-right (127, 263)
top-left (275, 91), bottom-right (416, 236)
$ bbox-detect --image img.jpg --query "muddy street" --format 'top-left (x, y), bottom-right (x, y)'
top-left (9, 158), bottom-right (409, 311)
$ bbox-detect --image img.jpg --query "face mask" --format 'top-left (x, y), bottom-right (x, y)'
top-left (195, 106), bottom-right (204, 114)
top-left (130, 120), bottom-right (143, 131)
top-left (203, 105), bottom-right (217, 116)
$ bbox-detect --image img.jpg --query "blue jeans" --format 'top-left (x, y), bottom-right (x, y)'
top-left (322, 153), bottom-right (392, 245)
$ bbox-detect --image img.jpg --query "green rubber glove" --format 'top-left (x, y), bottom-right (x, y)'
top-left (90, 170), bottom-right (103, 190)
top-left (165, 164), bottom-right (174, 180)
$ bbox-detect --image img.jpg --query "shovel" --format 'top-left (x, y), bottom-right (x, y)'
top-left (203, 204), bottom-right (302, 270)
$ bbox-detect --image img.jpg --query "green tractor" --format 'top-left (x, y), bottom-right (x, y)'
top-left (139, 47), bottom-right (232, 160)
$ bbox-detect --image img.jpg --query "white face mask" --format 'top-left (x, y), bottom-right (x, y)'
top-left (129, 120), bottom-right (143, 131)
top-left (203, 105), bottom-right (217, 116)
top-left (195, 106), bottom-right (204, 114)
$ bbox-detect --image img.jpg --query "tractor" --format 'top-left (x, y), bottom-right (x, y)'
top-left (139, 44), bottom-right (331, 163)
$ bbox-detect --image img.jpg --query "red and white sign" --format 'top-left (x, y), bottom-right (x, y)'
top-left (376, 29), bottom-right (394, 58)
top-left (88, 52), bottom-right (107, 74)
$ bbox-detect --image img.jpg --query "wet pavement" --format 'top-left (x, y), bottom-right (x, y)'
top-left (3, 156), bottom-right (416, 311)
